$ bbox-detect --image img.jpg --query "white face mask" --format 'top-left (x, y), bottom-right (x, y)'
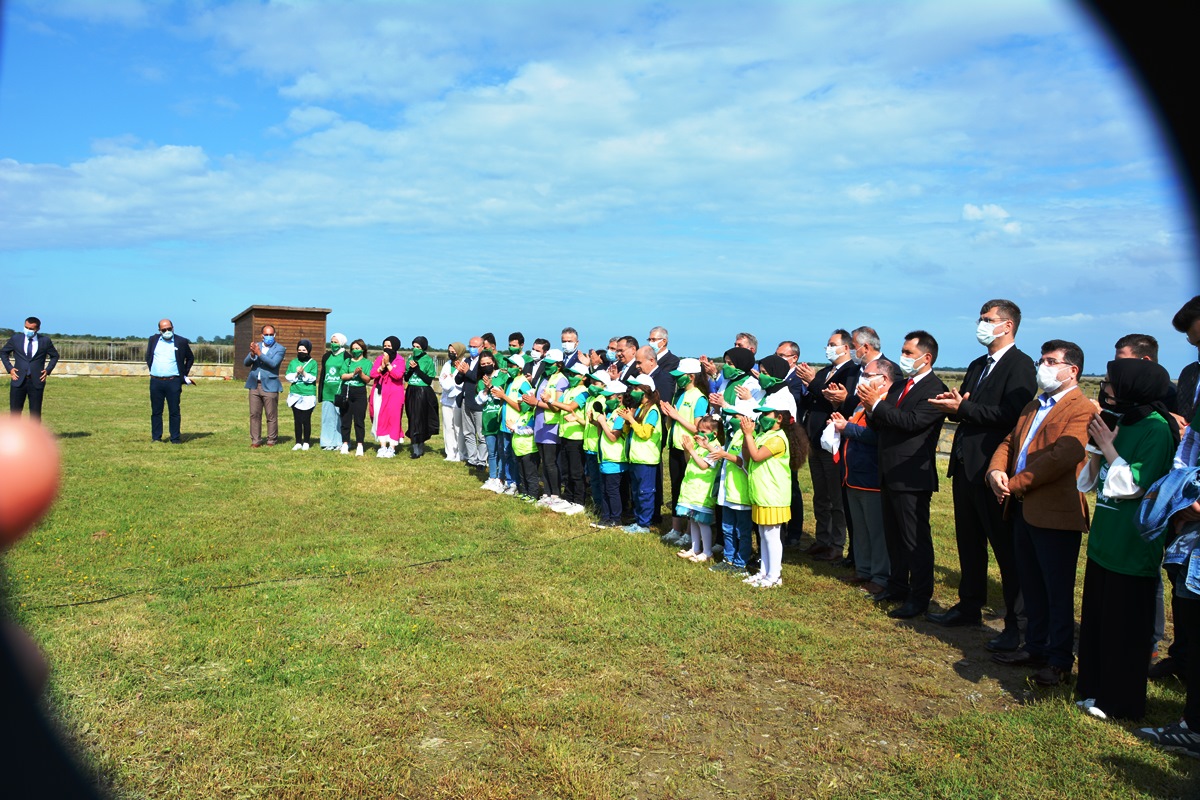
top-left (976, 319), bottom-right (1002, 347)
top-left (898, 354), bottom-right (920, 377)
top-left (851, 348), bottom-right (863, 365)
top-left (561, 341), bottom-right (577, 354)
top-left (825, 345), bottom-right (843, 362)
top-left (1036, 363), bottom-right (1066, 393)
top-left (530, 351), bottom-right (543, 362)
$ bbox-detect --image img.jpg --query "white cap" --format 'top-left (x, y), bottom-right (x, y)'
top-left (629, 374), bottom-right (656, 390)
top-left (506, 353), bottom-right (527, 369)
top-left (544, 348), bottom-right (564, 363)
top-left (755, 390), bottom-right (797, 417)
top-left (670, 357), bottom-right (702, 376)
top-left (603, 381), bottom-right (628, 395)
top-left (569, 361), bottom-right (590, 377)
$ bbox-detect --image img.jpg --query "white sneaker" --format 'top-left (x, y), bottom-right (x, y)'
top-left (537, 495), bottom-right (560, 508)
top-left (563, 503), bottom-right (586, 516)
top-left (292, 443), bottom-right (304, 451)
top-left (480, 479), bottom-right (495, 490)
top-left (301, 443), bottom-right (310, 451)
top-left (490, 481), bottom-right (507, 494)
top-left (376, 446), bottom-right (389, 458)
top-left (355, 444), bottom-right (364, 457)
top-left (688, 553), bottom-right (712, 564)
top-left (757, 577), bottom-right (782, 589)
top-left (677, 549), bottom-right (698, 559)
top-left (743, 572), bottom-right (767, 585)
top-left (549, 498), bottom-right (574, 513)
top-left (503, 483), bottom-right (517, 496)
top-left (339, 443), bottom-right (350, 455)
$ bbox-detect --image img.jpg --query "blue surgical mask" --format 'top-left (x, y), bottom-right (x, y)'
top-left (160, 329), bottom-right (174, 341)
top-left (262, 335), bottom-right (275, 346)
top-left (24, 328), bottom-right (37, 338)
top-left (606, 349), bottom-right (617, 362)
top-left (469, 346), bottom-right (480, 358)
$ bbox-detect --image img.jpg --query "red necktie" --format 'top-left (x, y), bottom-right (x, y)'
top-left (897, 378), bottom-right (914, 405)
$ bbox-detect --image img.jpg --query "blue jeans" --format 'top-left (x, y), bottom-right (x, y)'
top-left (600, 471), bottom-right (624, 524)
top-left (584, 452), bottom-right (603, 509)
top-left (486, 432), bottom-right (515, 483)
top-left (721, 505), bottom-right (753, 568)
top-left (629, 463), bottom-right (657, 527)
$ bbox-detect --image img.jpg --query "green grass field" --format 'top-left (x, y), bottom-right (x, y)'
top-left (4, 377), bottom-right (1197, 799)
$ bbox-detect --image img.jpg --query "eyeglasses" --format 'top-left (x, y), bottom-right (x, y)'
top-left (649, 336), bottom-right (665, 342)
top-left (1037, 357), bottom-right (1069, 367)
top-left (979, 316), bottom-right (1010, 325)
top-left (160, 327), bottom-right (173, 332)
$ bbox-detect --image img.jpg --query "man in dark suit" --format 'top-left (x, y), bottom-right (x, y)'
top-left (858, 330), bottom-right (948, 619)
top-left (647, 326), bottom-right (680, 376)
top-left (145, 318), bottom-right (195, 444)
top-left (636, 344), bottom-right (675, 525)
top-left (797, 329), bottom-right (861, 561)
top-left (2, 316), bottom-right (59, 418)
top-left (775, 340), bottom-right (807, 545)
top-left (561, 327), bottom-right (583, 372)
top-left (926, 300), bottom-right (1036, 650)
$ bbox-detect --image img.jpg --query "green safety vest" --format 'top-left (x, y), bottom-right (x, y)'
top-left (598, 409), bottom-right (627, 465)
top-left (670, 386), bottom-right (704, 449)
top-left (582, 396), bottom-right (604, 453)
top-left (627, 405), bottom-right (662, 465)
top-left (748, 430), bottom-right (790, 507)
top-left (558, 385), bottom-right (588, 441)
top-left (678, 449), bottom-right (719, 509)
top-left (505, 378), bottom-right (537, 457)
top-left (722, 429), bottom-right (750, 506)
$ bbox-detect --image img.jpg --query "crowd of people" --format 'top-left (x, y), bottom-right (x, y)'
top-left (8, 296), bottom-right (1200, 760)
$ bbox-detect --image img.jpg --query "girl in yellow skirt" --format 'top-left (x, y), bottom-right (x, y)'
top-left (739, 392), bottom-right (809, 588)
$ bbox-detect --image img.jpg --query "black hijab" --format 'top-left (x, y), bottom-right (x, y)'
top-left (757, 354), bottom-right (790, 394)
top-left (724, 346), bottom-right (755, 374)
top-left (411, 335), bottom-right (429, 353)
top-left (383, 335), bottom-right (402, 357)
top-left (296, 339), bottom-right (313, 362)
top-left (1102, 359), bottom-right (1180, 446)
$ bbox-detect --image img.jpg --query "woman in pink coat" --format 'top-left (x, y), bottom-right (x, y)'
top-left (370, 335), bottom-right (406, 458)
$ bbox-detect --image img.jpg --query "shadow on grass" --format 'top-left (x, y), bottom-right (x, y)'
top-left (55, 431), bottom-right (91, 439)
top-left (1099, 752), bottom-right (1200, 798)
top-left (177, 432), bottom-right (215, 443)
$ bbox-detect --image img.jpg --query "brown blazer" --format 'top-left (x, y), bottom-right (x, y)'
top-left (988, 387), bottom-right (1093, 531)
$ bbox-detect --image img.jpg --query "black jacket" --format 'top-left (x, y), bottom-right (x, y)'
top-left (947, 347), bottom-right (1037, 484)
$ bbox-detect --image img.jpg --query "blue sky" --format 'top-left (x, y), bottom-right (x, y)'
top-left (1, 0), bottom-right (1196, 373)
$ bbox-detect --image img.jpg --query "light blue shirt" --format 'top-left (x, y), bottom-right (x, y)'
top-left (1015, 386), bottom-right (1074, 473)
top-left (150, 337), bottom-right (179, 377)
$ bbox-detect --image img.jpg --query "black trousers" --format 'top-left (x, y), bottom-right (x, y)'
top-left (1076, 558), bottom-right (1157, 720)
top-left (882, 488), bottom-right (934, 605)
top-left (540, 441), bottom-right (561, 497)
top-left (952, 474), bottom-right (1022, 627)
top-left (517, 453), bottom-right (541, 498)
top-left (668, 447), bottom-right (687, 513)
top-left (10, 381), bottom-right (46, 417)
top-left (558, 439), bottom-right (585, 504)
top-left (340, 386), bottom-right (367, 445)
top-left (1166, 564), bottom-right (1200, 727)
top-left (292, 406), bottom-right (314, 445)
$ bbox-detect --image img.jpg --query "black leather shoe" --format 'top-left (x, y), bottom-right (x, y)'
top-left (926, 606), bottom-right (983, 627)
top-left (888, 601), bottom-right (929, 619)
top-left (992, 649), bottom-right (1047, 667)
top-left (986, 628), bottom-right (1021, 653)
top-left (1148, 657), bottom-right (1183, 680)
top-left (872, 590), bottom-right (905, 603)
top-left (839, 557), bottom-right (855, 569)
top-left (1031, 665), bottom-right (1069, 686)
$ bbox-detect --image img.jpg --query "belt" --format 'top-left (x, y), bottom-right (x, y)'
top-left (151, 375), bottom-right (178, 380)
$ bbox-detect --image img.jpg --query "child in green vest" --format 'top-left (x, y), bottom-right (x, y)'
top-left (740, 392), bottom-right (809, 588)
top-left (591, 380), bottom-right (629, 528)
top-left (619, 374), bottom-right (663, 533)
top-left (675, 414), bottom-right (722, 563)
top-left (496, 354), bottom-right (539, 501)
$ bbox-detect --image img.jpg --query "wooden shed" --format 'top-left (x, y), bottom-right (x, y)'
top-left (231, 305), bottom-right (332, 381)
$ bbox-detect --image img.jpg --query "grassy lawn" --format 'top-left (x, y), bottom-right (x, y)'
top-left (4, 376), bottom-right (1198, 798)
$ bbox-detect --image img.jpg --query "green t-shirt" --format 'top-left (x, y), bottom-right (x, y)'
top-left (406, 352), bottom-right (438, 387)
top-left (1087, 412), bottom-right (1174, 578)
top-left (345, 356), bottom-right (372, 387)
top-left (481, 371), bottom-right (510, 435)
top-left (285, 358), bottom-right (319, 396)
top-left (321, 351), bottom-right (350, 402)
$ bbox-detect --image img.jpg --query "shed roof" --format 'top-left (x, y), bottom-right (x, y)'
top-left (230, 305), bottom-right (333, 323)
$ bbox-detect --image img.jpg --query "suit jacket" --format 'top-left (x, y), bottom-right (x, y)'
top-left (657, 350), bottom-right (680, 376)
top-left (1, 334), bottom-right (59, 388)
top-left (144, 334), bottom-right (195, 379)
top-left (243, 342), bottom-right (286, 392)
top-left (799, 359), bottom-right (861, 441)
top-left (947, 346), bottom-right (1037, 484)
top-left (454, 356), bottom-right (483, 411)
top-left (1178, 361), bottom-right (1200, 423)
top-left (782, 368), bottom-right (807, 409)
top-left (868, 371), bottom-right (948, 492)
top-left (645, 365), bottom-right (675, 405)
top-left (988, 387), bottom-right (1092, 531)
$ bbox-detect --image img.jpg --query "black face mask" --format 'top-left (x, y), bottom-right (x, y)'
top-left (384, 348), bottom-right (394, 358)
top-left (297, 351), bottom-right (311, 362)
top-left (479, 364), bottom-right (495, 376)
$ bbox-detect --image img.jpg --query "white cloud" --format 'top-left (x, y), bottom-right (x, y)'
top-left (962, 203), bottom-right (1011, 221)
top-left (1035, 313), bottom-right (1094, 325)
